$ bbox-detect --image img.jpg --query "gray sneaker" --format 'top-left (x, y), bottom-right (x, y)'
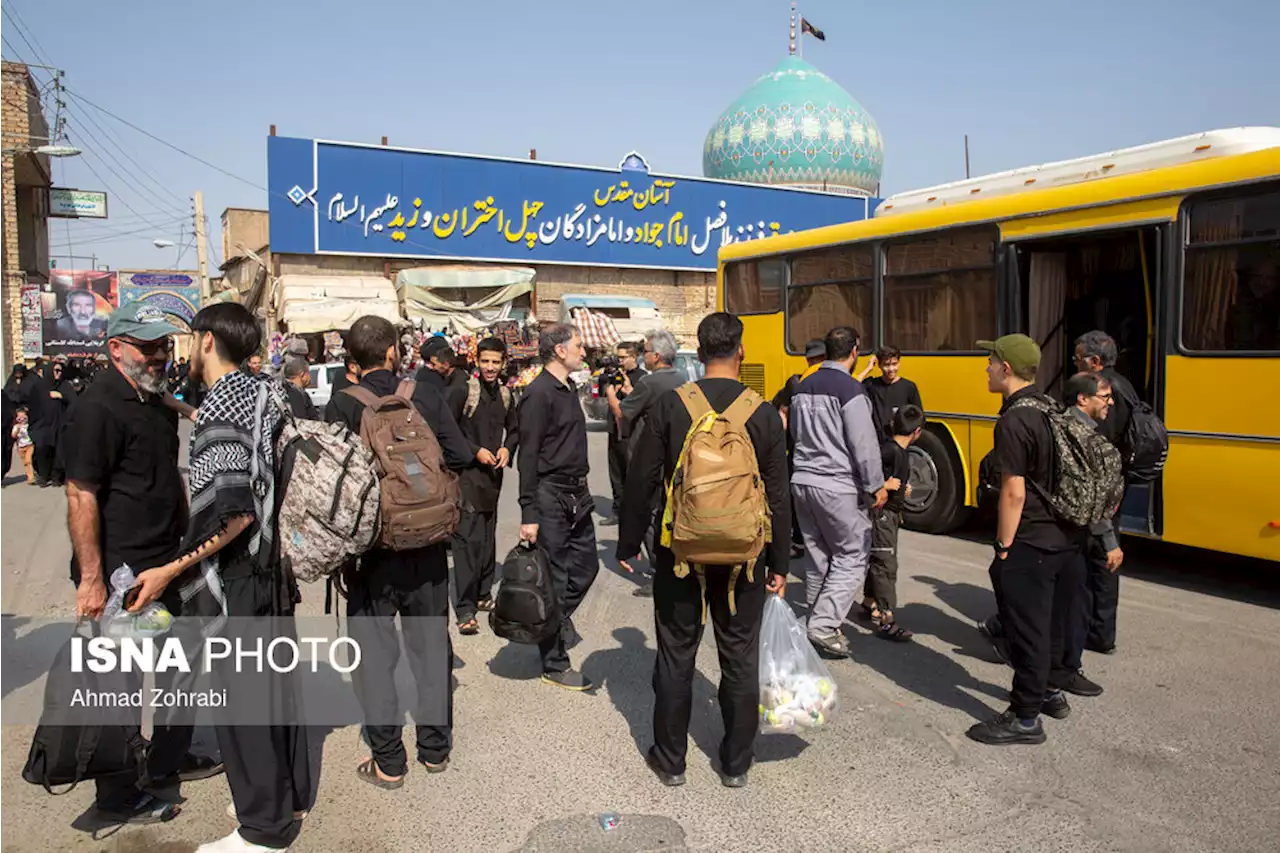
top-left (541, 669), bottom-right (595, 691)
top-left (808, 632), bottom-right (852, 659)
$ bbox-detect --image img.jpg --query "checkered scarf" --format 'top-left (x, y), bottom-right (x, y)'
top-left (178, 370), bottom-right (286, 623)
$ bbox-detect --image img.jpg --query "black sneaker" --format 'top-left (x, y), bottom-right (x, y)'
top-left (965, 710), bottom-right (1046, 745)
top-left (719, 772), bottom-right (749, 788)
top-left (1062, 670), bottom-right (1104, 697)
top-left (94, 790), bottom-right (179, 825)
top-left (977, 616), bottom-right (1010, 665)
top-left (644, 749), bottom-right (685, 787)
top-left (541, 669), bottom-right (594, 692)
top-left (1086, 642), bottom-right (1117, 655)
top-left (631, 582), bottom-right (654, 598)
top-left (808, 632), bottom-right (852, 660)
top-left (1041, 691), bottom-right (1071, 720)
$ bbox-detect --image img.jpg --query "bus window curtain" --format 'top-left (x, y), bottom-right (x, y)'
top-left (1029, 252), bottom-right (1067, 398)
top-left (1184, 202), bottom-right (1244, 349)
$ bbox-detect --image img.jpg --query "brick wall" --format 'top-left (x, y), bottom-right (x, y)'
top-left (2, 61), bottom-right (50, 369)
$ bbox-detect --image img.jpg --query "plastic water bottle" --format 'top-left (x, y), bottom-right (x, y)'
top-left (598, 812), bottom-right (620, 832)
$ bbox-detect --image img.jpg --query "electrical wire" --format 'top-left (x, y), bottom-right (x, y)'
top-left (49, 217), bottom-right (188, 246)
top-left (65, 87), bottom-right (266, 191)
top-left (62, 100), bottom-right (189, 212)
top-left (4, 4), bottom-right (53, 66)
top-left (65, 132), bottom-right (185, 234)
top-left (63, 111), bottom-right (188, 218)
top-left (1, 7), bottom-right (49, 68)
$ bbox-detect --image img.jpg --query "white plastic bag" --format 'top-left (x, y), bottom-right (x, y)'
top-left (758, 596), bottom-right (838, 734)
top-left (100, 564), bottom-right (173, 639)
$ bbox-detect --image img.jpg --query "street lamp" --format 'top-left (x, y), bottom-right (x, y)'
top-left (153, 239), bottom-right (176, 249)
top-left (34, 143), bottom-right (81, 157)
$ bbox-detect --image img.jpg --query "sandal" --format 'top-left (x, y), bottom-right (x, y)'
top-left (857, 601), bottom-right (882, 624)
top-left (476, 597), bottom-right (495, 612)
top-left (356, 758), bottom-right (404, 790)
top-left (458, 618), bottom-right (479, 636)
top-left (876, 622), bottom-right (914, 642)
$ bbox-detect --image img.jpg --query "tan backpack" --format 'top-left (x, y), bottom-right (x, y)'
top-left (660, 384), bottom-right (772, 620)
top-left (463, 376), bottom-right (511, 419)
top-left (343, 379), bottom-right (460, 550)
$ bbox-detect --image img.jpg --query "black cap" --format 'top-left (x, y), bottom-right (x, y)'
top-left (804, 339), bottom-right (826, 360)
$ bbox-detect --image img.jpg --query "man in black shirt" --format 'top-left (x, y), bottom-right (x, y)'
top-left (1073, 330), bottom-right (1132, 653)
top-left (858, 345), bottom-right (924, 439)
top-left (452, 337), bottom-right (519, 634)
top-left (281, 355), bottom-right (318, 419)
top-left (967, 334), bottom-right (1086, 746)
top-left (517, 323), bottom-right (599, 691)
top-left (63, 301), bottom-right (218, 823)
top-left (417, 337), bottom-right (468, 404)
top-left (601, 340), bottom-right (646, 526)
top-left (617, 329), bottom-right (687, 596)
top-left (618, 312), bottom-right (789, 789)
top-left (326, 316), bottom-right (477, 786)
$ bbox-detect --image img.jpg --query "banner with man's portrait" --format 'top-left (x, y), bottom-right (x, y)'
top-left (42, 270), bottom-right (118, 357)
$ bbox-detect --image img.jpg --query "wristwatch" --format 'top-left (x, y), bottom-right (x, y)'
top-left (992, 539), bottom-right (1011, 556)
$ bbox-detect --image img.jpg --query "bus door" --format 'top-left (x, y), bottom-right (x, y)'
top-left (1005, 224), bottom-right (1168, 537)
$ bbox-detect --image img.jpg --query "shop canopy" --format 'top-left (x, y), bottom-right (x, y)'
top-left (396, 265), bottom-right (534, 333)
top-left (571, 307), bottom-right (621, 349)
top-left (277, 275), bottom-right (400, 334)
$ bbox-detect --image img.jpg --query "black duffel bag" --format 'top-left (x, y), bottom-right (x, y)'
top-left (22, 630), bottom-right (148, 794)
top-left (490, 543), bottom-right (560, 645)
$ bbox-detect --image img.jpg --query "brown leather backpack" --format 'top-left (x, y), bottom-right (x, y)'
top-left (343, 379), bottom-right (460, 550)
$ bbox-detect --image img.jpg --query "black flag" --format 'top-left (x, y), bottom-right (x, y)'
top-left (800, 17), bottom-right (826, 41)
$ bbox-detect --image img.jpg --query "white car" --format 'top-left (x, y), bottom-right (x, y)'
top-left (305, 362), bottom-right (347, 411)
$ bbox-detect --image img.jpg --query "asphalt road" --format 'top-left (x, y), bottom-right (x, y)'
top-left (2, 427), bottom-right (1279, 853)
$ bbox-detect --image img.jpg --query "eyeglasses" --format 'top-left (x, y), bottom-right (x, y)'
top-left (1094, 392), bottom-right (1114, 403)
top-left (120, 337), bottom-right (172, 356)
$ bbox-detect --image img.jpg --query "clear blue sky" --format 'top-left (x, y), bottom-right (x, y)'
top-left (5, 0), bottom-right (1278, 271)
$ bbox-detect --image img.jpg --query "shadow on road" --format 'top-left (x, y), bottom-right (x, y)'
top-left (581, 627), bottom-right (807, 772)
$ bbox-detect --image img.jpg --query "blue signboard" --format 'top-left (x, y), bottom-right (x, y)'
top-left (119, 272), bottom-right (201, 324)
top-left (268, 137), bottom-right (877, 272)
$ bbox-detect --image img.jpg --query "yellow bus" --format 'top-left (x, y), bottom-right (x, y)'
top-left (718, 129), bottom-right (1280, 562)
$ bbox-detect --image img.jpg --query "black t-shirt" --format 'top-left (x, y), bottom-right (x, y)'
top-left (62, 365), bottom-right (186, 580)
top-left (516, 369), bottom-right (589, 523)
top-left (880, 439), bottom-right (911, 512)
top-left (866, 376), bottom-right (923, 434)
top-left (993, 386), bottom-right (1076, 552)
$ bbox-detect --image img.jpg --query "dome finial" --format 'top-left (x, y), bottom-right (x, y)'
top-left (788, 2), bottom-right (797, 56)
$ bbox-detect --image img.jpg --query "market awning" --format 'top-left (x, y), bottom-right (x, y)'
top-left (396, 265), bottom-right (534, 333)
top-left (571, 307), bottom-right (620, 349)
top-left (278, 275), bottom-right (401, 334)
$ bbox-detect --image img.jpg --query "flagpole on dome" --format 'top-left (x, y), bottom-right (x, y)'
top-left (789, 2), bottom-right (798, 57)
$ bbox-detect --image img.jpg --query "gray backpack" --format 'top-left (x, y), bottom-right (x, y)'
top-left (275, 415), bottom-right (380, 583)
top-left (1008, 395), bottom-right (1124, 528)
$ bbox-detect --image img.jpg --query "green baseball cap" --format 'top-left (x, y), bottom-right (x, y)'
top-left (976, 334), bottom-right (1041, 375)
top-left (107, 300), bottom-right (186, 341)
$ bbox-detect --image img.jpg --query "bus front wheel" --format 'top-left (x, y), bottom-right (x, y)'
top-left (901, 428), bottom-right (962, 534)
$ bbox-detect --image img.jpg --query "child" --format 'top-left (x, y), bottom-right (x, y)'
top-left (11, 408), bottom-right (34, 484)
top-left (863, 404), bottom-right (925, 641)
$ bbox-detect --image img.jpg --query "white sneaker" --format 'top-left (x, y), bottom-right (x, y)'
top-left (225, 802), bottom-right (308, 821)
top-left (196, 830), bottom-right (289, 852)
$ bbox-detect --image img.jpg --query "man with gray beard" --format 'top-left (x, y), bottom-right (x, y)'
top-left (62, 301), bottom-right (223, 824)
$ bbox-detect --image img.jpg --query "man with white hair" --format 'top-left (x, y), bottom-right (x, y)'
top-left (617, 329), bottom-right (688, 596)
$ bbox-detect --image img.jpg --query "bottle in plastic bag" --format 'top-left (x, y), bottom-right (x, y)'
top-left (758, 596), bottom-right (838, 734)
top-left (99, 564), bottom-right (173, 639)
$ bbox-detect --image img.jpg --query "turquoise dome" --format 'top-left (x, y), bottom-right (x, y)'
top-left (702, 56), bottom-right (883, 196)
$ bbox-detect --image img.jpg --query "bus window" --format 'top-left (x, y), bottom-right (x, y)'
top-left (725, 258), bottom-right (785, 315)
top-left (787, 245), bottom-right (874, 353)
top-left (1182, 188), bottom-right (1280, 352)
top-left (883, 227), bottom-right (998, 352)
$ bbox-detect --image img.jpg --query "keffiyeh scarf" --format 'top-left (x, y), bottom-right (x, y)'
top-left (178, 371), bottom-right (288, 625)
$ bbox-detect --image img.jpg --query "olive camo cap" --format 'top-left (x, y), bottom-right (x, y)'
top-left (107, 300), bottom-right (186, 341)
top-left (976, 334), bottom-right (1040, 374)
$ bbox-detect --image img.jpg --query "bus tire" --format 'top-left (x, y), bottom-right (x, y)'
top-left (901, 428), bottom-right (963, 534)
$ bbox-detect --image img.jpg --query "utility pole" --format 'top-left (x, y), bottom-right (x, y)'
top-left (964, 134), bottom-right (971, 179)
top-left (193, 190), bottom-right (210, 301)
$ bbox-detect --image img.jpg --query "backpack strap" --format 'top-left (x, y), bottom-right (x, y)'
top-left (675, 382), bottom-right (714, 422)
top-left (395, 378), bottom-right (416, 401)
top-left (464, 377), bottom-right (481, 419)
top-left (341, 385), bottom-right (380, 409)
top-left (721, 388), bottom-right (764, 426)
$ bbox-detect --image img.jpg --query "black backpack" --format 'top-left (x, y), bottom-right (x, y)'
top-left (490, 544), bottom-right (560, 644)
top-left (1113, 381), bottom-right (1169, 482)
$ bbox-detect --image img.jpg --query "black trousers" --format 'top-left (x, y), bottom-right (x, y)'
top-left (215, 578), bottom-right (312, 850)
top-left (33, 441), bottom-right (57, 484)
top-left (346, 545), bottom-right (453, 775)
top-left (989, 541), bottom-right (1086, 719)
top-left (866, 508), bottom-right (901, 612)
top-left (452, 508), bottom-right (497, 623)
top-left (535, 482), bottom-right (599, 673)
top-left (652, 554), bottom-right (766, 778)
top-left (1085, 535), bottom-right (1120, 650)
top-left (607, 431), bottom-right (628, 517)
